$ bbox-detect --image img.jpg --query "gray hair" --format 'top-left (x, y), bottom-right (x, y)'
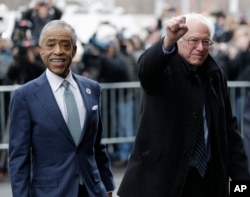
top-left (184, 13), bottom-right (215, 39)
top-left (39, 20), bottom-right (77, 45)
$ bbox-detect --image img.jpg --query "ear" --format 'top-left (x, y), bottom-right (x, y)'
top-left (38, 45), bottom-right (43, 55)
top-left (72, 45), bottom-right (77, 57)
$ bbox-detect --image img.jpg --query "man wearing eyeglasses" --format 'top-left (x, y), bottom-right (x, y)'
top-left (117, 13), bottom-right (250, 197)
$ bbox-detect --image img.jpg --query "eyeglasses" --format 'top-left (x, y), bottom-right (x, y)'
top-left (183, 37), bottom-right (214, 47)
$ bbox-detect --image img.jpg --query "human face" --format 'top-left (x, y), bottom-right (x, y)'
top-left (177, 21), bottom-right (212, 67)
top-left (39, 26), bottom-right (77, 78)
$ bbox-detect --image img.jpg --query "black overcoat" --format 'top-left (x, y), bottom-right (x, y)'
top-left (118, 39), bottom-right (250, 197)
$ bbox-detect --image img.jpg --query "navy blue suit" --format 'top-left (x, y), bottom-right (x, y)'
top-left (9, 72), bottom-right (115, 197)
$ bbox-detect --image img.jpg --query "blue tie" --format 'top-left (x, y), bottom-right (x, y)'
top-left (62, 80), bottom-right (81, 144)
top-left (194, 117), bottom-right (207, 177)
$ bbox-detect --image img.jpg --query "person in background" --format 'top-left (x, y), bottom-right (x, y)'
top-left (0, 35), bottom-right (13, 179)
top-left (5, 40), bottom-right (45, 85)
top-left (225, 25), bottom-right (250, 132)
top-left (0, 35), bottom-right (13, 85)
top-left (21, 0), bottom-right (62, 44)
top-left (9, 20), bottom-right (115, 197)
top-left (212, 11), bottom-right (232, 43)
top-left (118, 13), bottom-right (250, 197)
top-left (243, 91), bottom-right (250, 173)
top-left (82, 23), bottom-right (137, 167)
top-left (129, 34), bottom-right (145, 62)
top-left (226, 25), bottom-right (250, 81)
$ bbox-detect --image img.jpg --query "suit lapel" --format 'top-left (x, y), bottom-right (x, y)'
top-left (74, 75), bottom-right (93, 143)
top-left (33, 73), bottom-right (96, 146)
top-left (34, 74), bottom-right (75, 145)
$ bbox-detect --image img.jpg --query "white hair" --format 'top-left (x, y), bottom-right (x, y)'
top-left (184, 13), bottom-right (215, 39)
top-left (39, 20), bottom-right (77, 45)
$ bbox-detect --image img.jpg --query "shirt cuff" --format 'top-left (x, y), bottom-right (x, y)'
top-left (162, 45), bottom-right (175, 55)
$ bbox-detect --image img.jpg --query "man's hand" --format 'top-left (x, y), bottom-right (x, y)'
top-left (107, 192), bottom-right (113, 197)
top-left (163, 15), bottom-right (188, 50)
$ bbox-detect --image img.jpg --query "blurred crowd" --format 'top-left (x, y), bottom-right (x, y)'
top-left (0, 0), bottom-right (62, 85)
top-left (0, 2), bottom-right (249, 86)
top-left (211, 11), bottom-right (250, 81)
top-left (1, 0), bottom-right (250, 175)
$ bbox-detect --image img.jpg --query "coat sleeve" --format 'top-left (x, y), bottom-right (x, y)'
top-left (137, 38), bottom-right (177, 93)
top-left (9, 88), bottom-right (32, 197)
top-left (93, 83), bottom-right (116, 192)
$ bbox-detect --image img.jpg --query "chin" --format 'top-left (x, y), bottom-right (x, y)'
top-left (191, 60), bottom-right (204, 66)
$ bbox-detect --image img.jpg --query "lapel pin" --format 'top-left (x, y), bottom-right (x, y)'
top-left (86, 88), bottom-right (91, 94)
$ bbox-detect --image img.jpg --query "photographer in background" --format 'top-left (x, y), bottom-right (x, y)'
top-left (81, 22), bottom-right (137, 167)
top-left (5, 40), bottom-right (44, 85)
top-left (21, 0), bottom-right (62, 44)
top-left (0, 34), bottom-right (13, 85)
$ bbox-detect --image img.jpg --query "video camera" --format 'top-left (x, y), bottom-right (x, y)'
top-left (11, 19), bottom-right (33, 47)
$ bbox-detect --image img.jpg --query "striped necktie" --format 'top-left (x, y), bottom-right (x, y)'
top-left (194, 117), bottom-right (207, 177)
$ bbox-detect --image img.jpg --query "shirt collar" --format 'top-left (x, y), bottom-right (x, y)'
top-left (46, 69), bottom-right (77, 92)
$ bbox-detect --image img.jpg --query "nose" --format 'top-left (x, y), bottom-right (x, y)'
top-left (53, 44), bottom-right (63, 54)
top-left (196, 41), bottom-right (205, 50)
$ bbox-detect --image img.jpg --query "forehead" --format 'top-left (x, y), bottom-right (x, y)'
top-left (42, 26), bottom-right (73, 42)
top-left (186, 20), bottom-right (210, 38)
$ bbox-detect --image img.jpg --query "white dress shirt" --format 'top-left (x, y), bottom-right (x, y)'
top-left (46, 69), bottom-right (86, 129)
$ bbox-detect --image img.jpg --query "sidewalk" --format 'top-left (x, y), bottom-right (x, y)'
top-left (0, 167), bottom-right (125, 197)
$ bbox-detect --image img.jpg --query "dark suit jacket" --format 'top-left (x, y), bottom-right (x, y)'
top-left (9, 72), bottom-right (115, 197)
top-left (118, 40), bottom-right (250, 197)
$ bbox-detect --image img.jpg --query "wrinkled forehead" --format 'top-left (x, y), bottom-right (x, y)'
top-left (184, 14), bottom-right (214, 39)
top-left (186, 20), bottom-right (211, 38)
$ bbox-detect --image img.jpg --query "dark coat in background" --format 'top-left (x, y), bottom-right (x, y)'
top-left (243, 91), bottom-right (250, 172)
